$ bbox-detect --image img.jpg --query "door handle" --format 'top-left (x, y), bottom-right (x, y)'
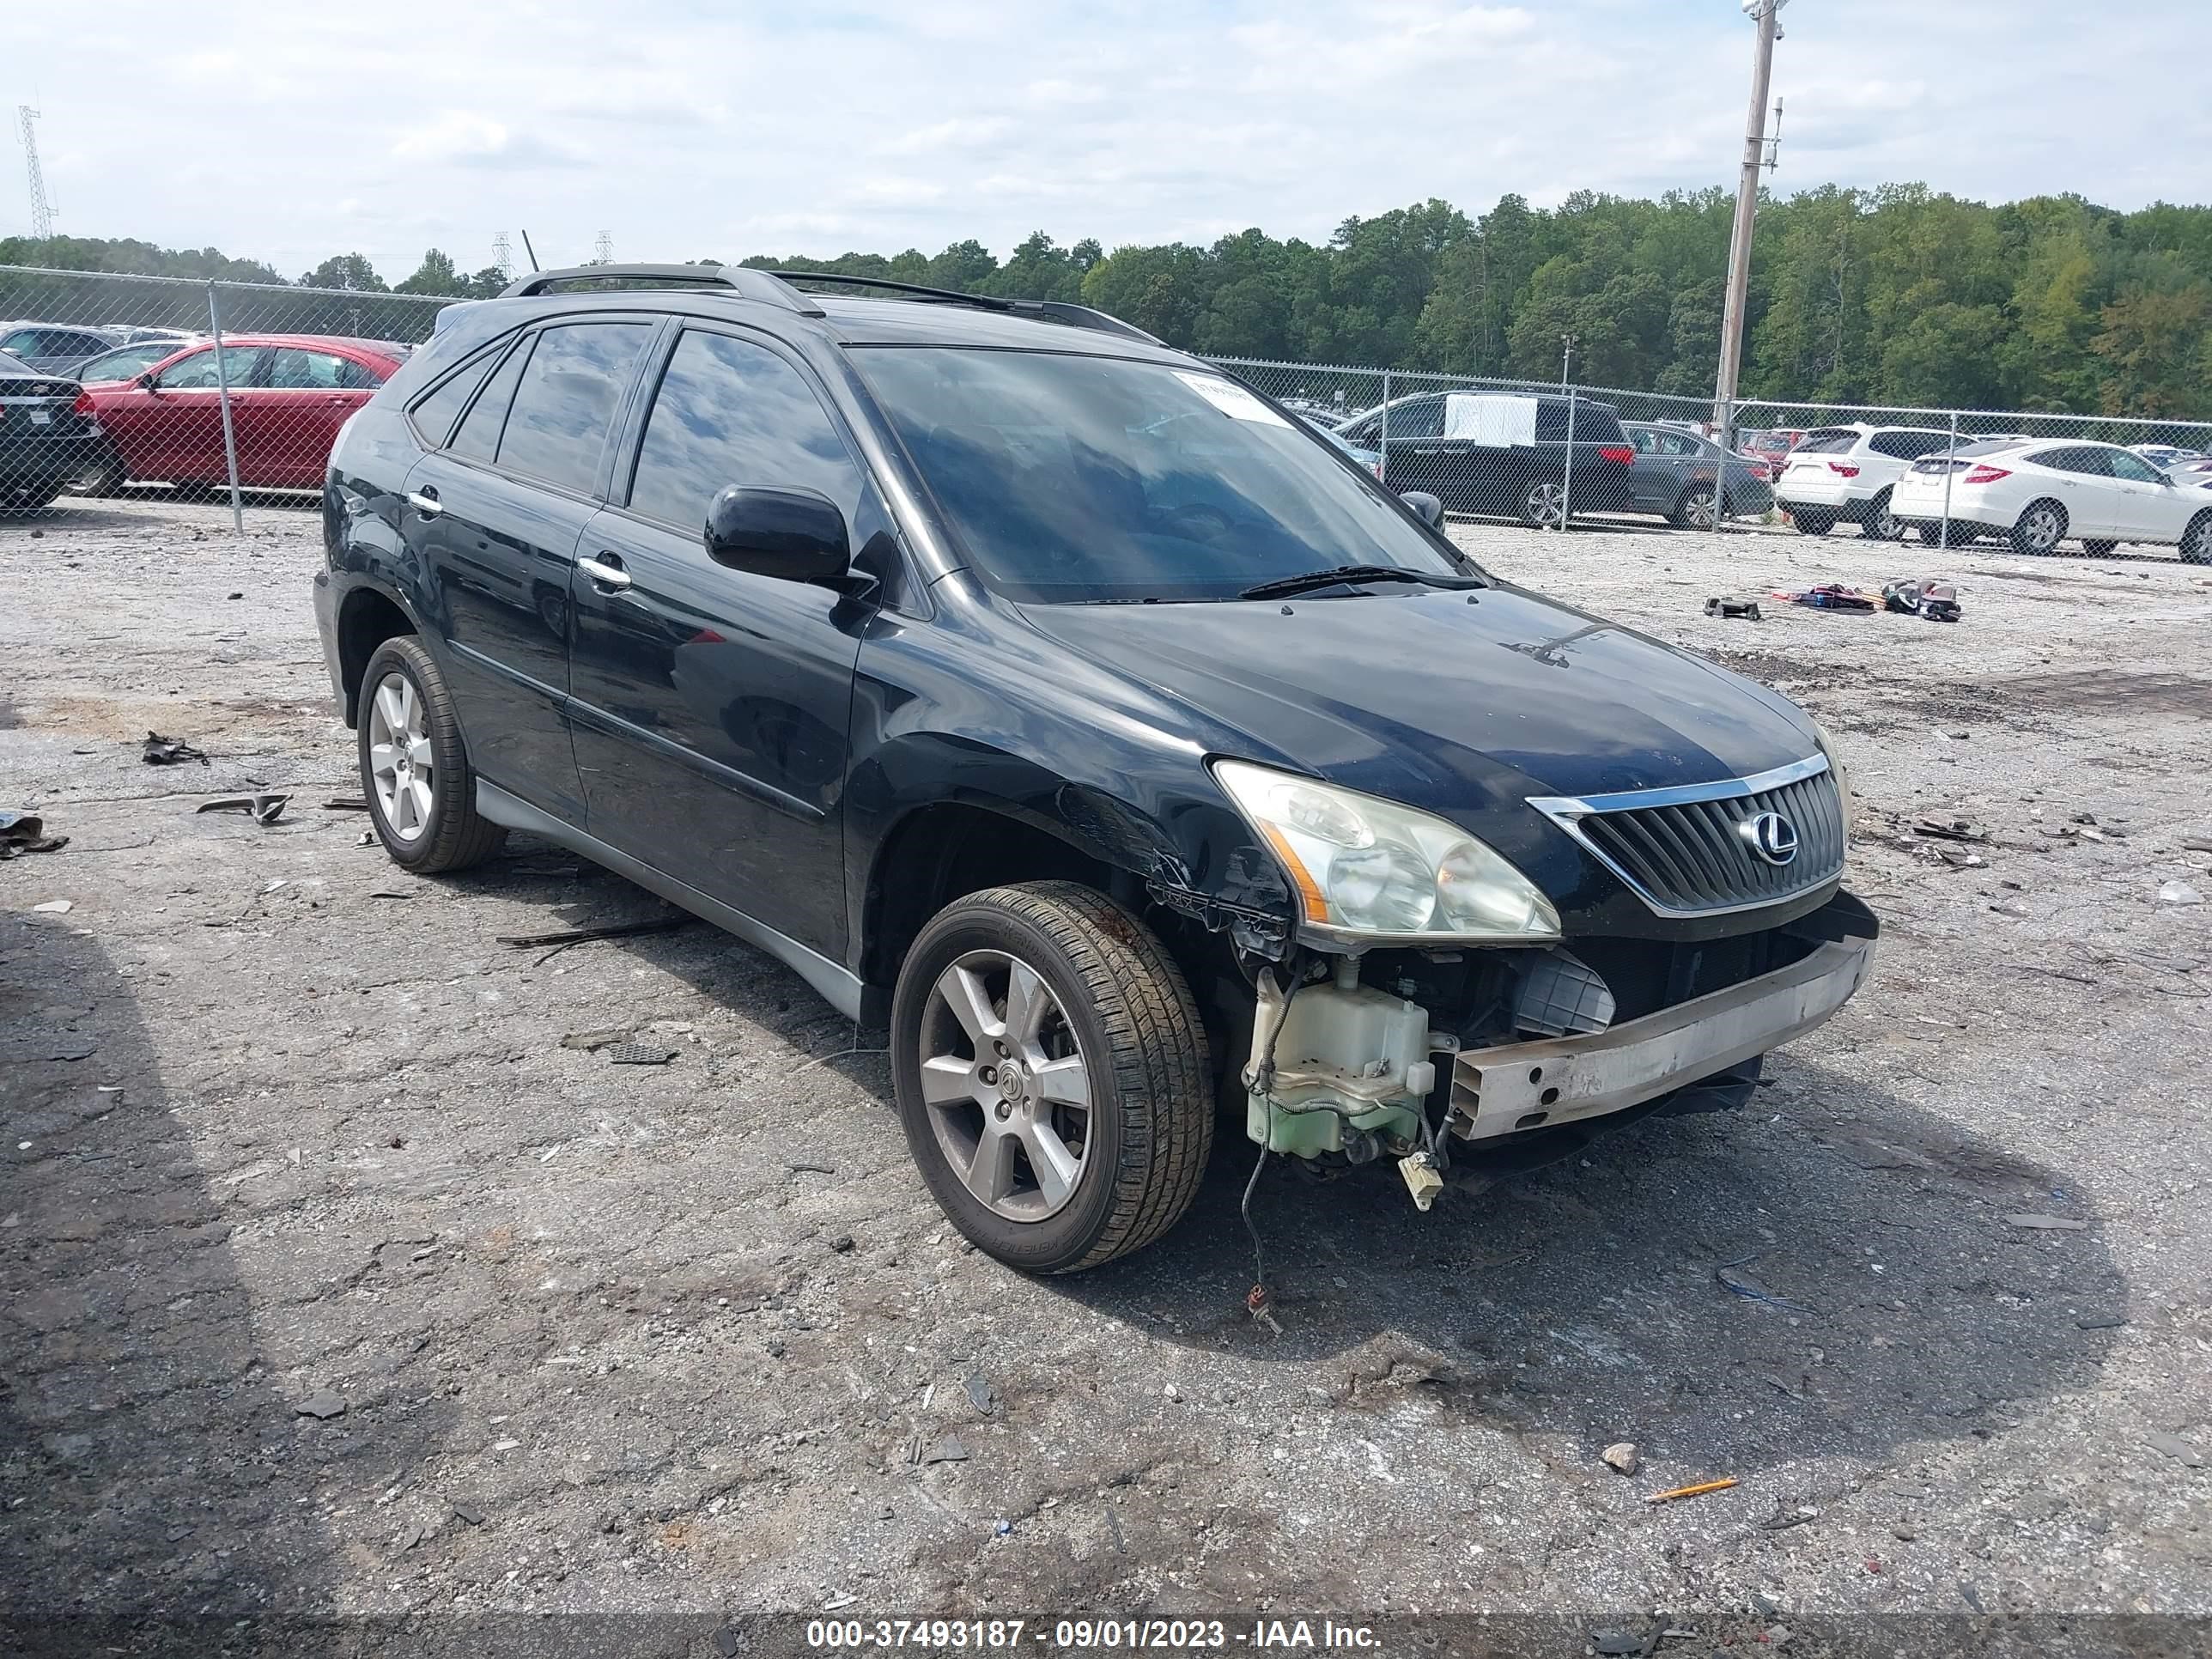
top-left (577, 553), bottom-right (631, 591)
top-left (405, 487), bottom-right (441, 518)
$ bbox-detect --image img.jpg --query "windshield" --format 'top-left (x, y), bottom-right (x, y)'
top-left (853, 347), bottom-right (1469, 603)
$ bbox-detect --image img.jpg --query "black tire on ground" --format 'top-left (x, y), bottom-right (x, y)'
top-left (1669, 483), bottom-right (1719, 531)
top-left (356, 635), bottom-right (507, 874)
top-left (2182, 512), bottom-right (2212, 566)
top-left (1859, 489), bottom-right (1905, 540)
top-left (2082, 540), bottom-right (2118, 556)
top-left (1790, 510), bottom-right (1833, 536)
top-left (77, 454), bottom-right (129, 496)
top-left (3, 484), bottom-right (65, 512)
top-left (2010, 498), bottom-right (2068, 557)
top-left (891, 882), bottom-right (1213, 1274)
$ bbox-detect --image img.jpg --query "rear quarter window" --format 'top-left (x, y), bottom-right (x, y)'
top-left (1870, 429), bottom-right (1950, 460)
top-left (1795, 428), bottom-right (1863, 454)
top-left (1535, 401), bottom-right (1626, 441)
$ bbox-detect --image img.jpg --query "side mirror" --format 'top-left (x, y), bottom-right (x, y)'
top-left (136, 372), bottom-right (160, 393)
top-left (1401, 489), bottom-right (1444, 528)
top-left (704, 485), bottom-right (850, 583)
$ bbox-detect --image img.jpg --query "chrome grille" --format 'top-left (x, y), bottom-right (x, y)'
top-left (1529, 756), bottom-right (1845, 919)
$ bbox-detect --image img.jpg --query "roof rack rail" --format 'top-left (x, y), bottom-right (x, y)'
top-left (498, 264), bottom-right (823, 317)
top-left (769, 270), bottom-right (1160, 345)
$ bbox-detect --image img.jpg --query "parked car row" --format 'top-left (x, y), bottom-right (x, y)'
top-left (1893, 438), bottom-right (2212, 561)
top-left (0, 320), bottom-right (198, 375)
top-left (1332, 390), bottom-right (1637, 526)
top-left (0, 328), bottom-right (410, 505)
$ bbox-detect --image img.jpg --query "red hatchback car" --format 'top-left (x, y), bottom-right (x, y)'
top-left (82, 334), bottom-right (407, 491)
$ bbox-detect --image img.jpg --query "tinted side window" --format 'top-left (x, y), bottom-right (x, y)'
top-left (494, 321), bottom-right (653, 488)
top-left (159, 346), bottom-right (270, 388)
top-left (410, 345), bottom-right (503, 447)
top-left (2109, 451), bottom-right (2162, 483)
top-left (1370, 398), bottom-right (1443, 440)
top-left (626, 330), bottom-right (862, 532)
top-left (1537, 401), bottom-right (1626, 442)
top-left (267, 349), bottom-right (349, 389)
top-left (337, 357), bottom-right (386, 390)
top-left (1869, 430), bottom-right (1944, 459)
top-left (449, 337), bottom-right (535, 461)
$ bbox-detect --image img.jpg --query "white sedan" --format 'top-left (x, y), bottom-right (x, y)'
top-left (1891, 438), bottom-right (2212, 562)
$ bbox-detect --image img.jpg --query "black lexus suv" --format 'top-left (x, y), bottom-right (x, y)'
top-left (317, 265), bottom-right (1877, 1273)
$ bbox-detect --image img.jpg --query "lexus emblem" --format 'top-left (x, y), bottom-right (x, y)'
top-left (1741, 811), bottom-right (1801, 866)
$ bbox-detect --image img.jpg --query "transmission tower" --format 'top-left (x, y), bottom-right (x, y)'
top-left (592, 229), bottom-right (613, 266)
top-left (18, 106), bottom-right (54, 240)
top-left (492, 231), bottom-right (514, 281)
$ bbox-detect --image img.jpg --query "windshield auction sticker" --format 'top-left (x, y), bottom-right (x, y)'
top-left (1175, 371), bottom-right (1291, 427)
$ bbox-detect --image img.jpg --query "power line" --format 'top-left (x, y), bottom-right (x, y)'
top-left (18, 106), bottom-right (53, 240)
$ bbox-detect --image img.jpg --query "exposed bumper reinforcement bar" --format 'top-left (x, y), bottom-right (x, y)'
top-left (1447, 935), bottom-right (1875, 1143)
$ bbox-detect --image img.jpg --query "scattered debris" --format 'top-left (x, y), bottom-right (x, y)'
top-left (1933, 846), bottom-right (1985, 868)
top-left (605, 1042), bottom-right (675, 1066)
top-left (922, 1433), bottom-right (969, 1465)
top-left (822, 1594), bottom-right (858, 1613)
top-left (1759, 1502), bottom-right (1820, 1531)
top-left (1882, 577), bottom-right (1962, 622)
top-left (450, 1501), bottom-right (486, 1526)
top-left (2143, 1432), bottom-right (2203, 1468)
top-left (31, 899), bottom-right (72, 914)
top-left (495, 917), bottom-right (696, 949)
top-left (1912, 817), bottom-right (1987, 843)
top-left (1601, 1442), bottom-right (1641, 1476)
top-left (787, 1160), bottom-right (836, 1175)
top-left (2180, 836), bottom-right (2212, 855)
top-left (2075, 1314), bottom-right (2127, 1330)
top-left (141, 732), bottom-right (209, 766)
top-left (1773, 582), bottom-right (1875, 612)
top-left (2006, 1213), bottom-right (2088, 1231)
top-left (560, 1030), bottom-right (633, 1053)
top-left (993, 1518), bottom-right (1012, 1537)
top-left (1705, 595), bottom-right (1762, 620)
top-left (963, 1372), bottom-right (999, 1416)
top-left (0, 811), bottom-right (69, 859)
top-left (829, 1233), bottom-right (856, 1255)
top-left (196, 793), bottom-right (291, 825)
top-left (1761, 1626), bottom-right (1793, 1650)
top-left (324, 797), bottom-right (369, 811)
top-left (2157, 881), bottom-right (2204, 907)
top-left (1716, 1259), bottom-right (1813, 1316)
top-left (1988, 898), bottom-right (2032, 919)
top-left (1590, 1634), bottom-right (1647, 1657)
top-left (1645, 1477), bottom-right (1736, 1505)
top-left (295, 1389), bottom-right (348, 1420)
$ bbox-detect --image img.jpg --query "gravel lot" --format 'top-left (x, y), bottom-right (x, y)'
top-left (3, 495), bottom-right (2209, 1651)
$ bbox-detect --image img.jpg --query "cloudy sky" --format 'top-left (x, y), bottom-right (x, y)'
top-left (9, 1), bottom-right (2206, 281)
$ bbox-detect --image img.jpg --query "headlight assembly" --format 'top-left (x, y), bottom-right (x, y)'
top-left (1212, 759), bottom-right (1561, 945)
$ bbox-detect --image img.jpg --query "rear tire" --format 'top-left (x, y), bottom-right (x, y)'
top-left (2010, 499), bottom-right (2068, 557)
top-left (1790, 510), bottom-right (1833, 537)
top-left (2182, 512), bottom-right (2212, 566)
top-left (1860, 489), bottom-right (1904, 540)
top-left (356, 636), bottom-right (507, 874)
top-left (891, 883), bottom-right (1212, 1274)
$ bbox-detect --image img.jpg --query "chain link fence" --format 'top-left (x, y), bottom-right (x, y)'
top-left (3, 264), bottom-right (2209, 561)
top-left (1223, 356), bottom-right (2212, 559)
top-left (0, 264), bottom-right (456, 526)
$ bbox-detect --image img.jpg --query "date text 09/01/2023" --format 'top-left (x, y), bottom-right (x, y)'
top-left (805, 1619), bottom-right (1383, 1650)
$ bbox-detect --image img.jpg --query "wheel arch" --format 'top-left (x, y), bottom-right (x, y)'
top-left (335, 583), bottom-right (419, 727)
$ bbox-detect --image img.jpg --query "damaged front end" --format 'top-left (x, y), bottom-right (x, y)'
top-left (1212, 755), bottom-right (1878, 1210)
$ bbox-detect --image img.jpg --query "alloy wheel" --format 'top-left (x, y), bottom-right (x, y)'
top-left (2021, 504), bottom-right (2063, 555)
top-left (1685, 487), bottom-right (1718, 530)
top-left (916, 950), bottom-right (1092, 1222)
top-left (367, 671), bottom-right (434, 842)
top-left (1526, 482), bottom-right (1567, 529)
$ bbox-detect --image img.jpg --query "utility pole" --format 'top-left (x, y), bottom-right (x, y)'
top-left (1560, 334), bottom-right (1576, 388)
top-left (1714, 0), bottom-right (1786, 437)
top-left (18, 106), bottom-right (54, 240)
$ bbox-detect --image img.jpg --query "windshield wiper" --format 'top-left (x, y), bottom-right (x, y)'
top-left (1237, 564), bottom-right (1481, 601)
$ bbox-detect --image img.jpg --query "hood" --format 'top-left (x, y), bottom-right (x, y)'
top-left (1016, 582), bottom-right (1820, 817)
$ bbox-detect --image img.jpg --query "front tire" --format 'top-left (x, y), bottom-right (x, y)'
top-left (1671, 483), bottom-right (1719, 531)
top-left (356, 636), bottom-right (507, 873)
top-left (1860, 489), bottom-right (1904, 540)
top-left (2010, 499), bottom-right (2068, 556)
top-left (1520, 479), bottom-right (1568, 530)
top-left (891, 883), bottom-right (1212, 1273)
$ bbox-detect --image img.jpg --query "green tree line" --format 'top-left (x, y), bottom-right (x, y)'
top-left (7, 182), bottom-right (2208, 416)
